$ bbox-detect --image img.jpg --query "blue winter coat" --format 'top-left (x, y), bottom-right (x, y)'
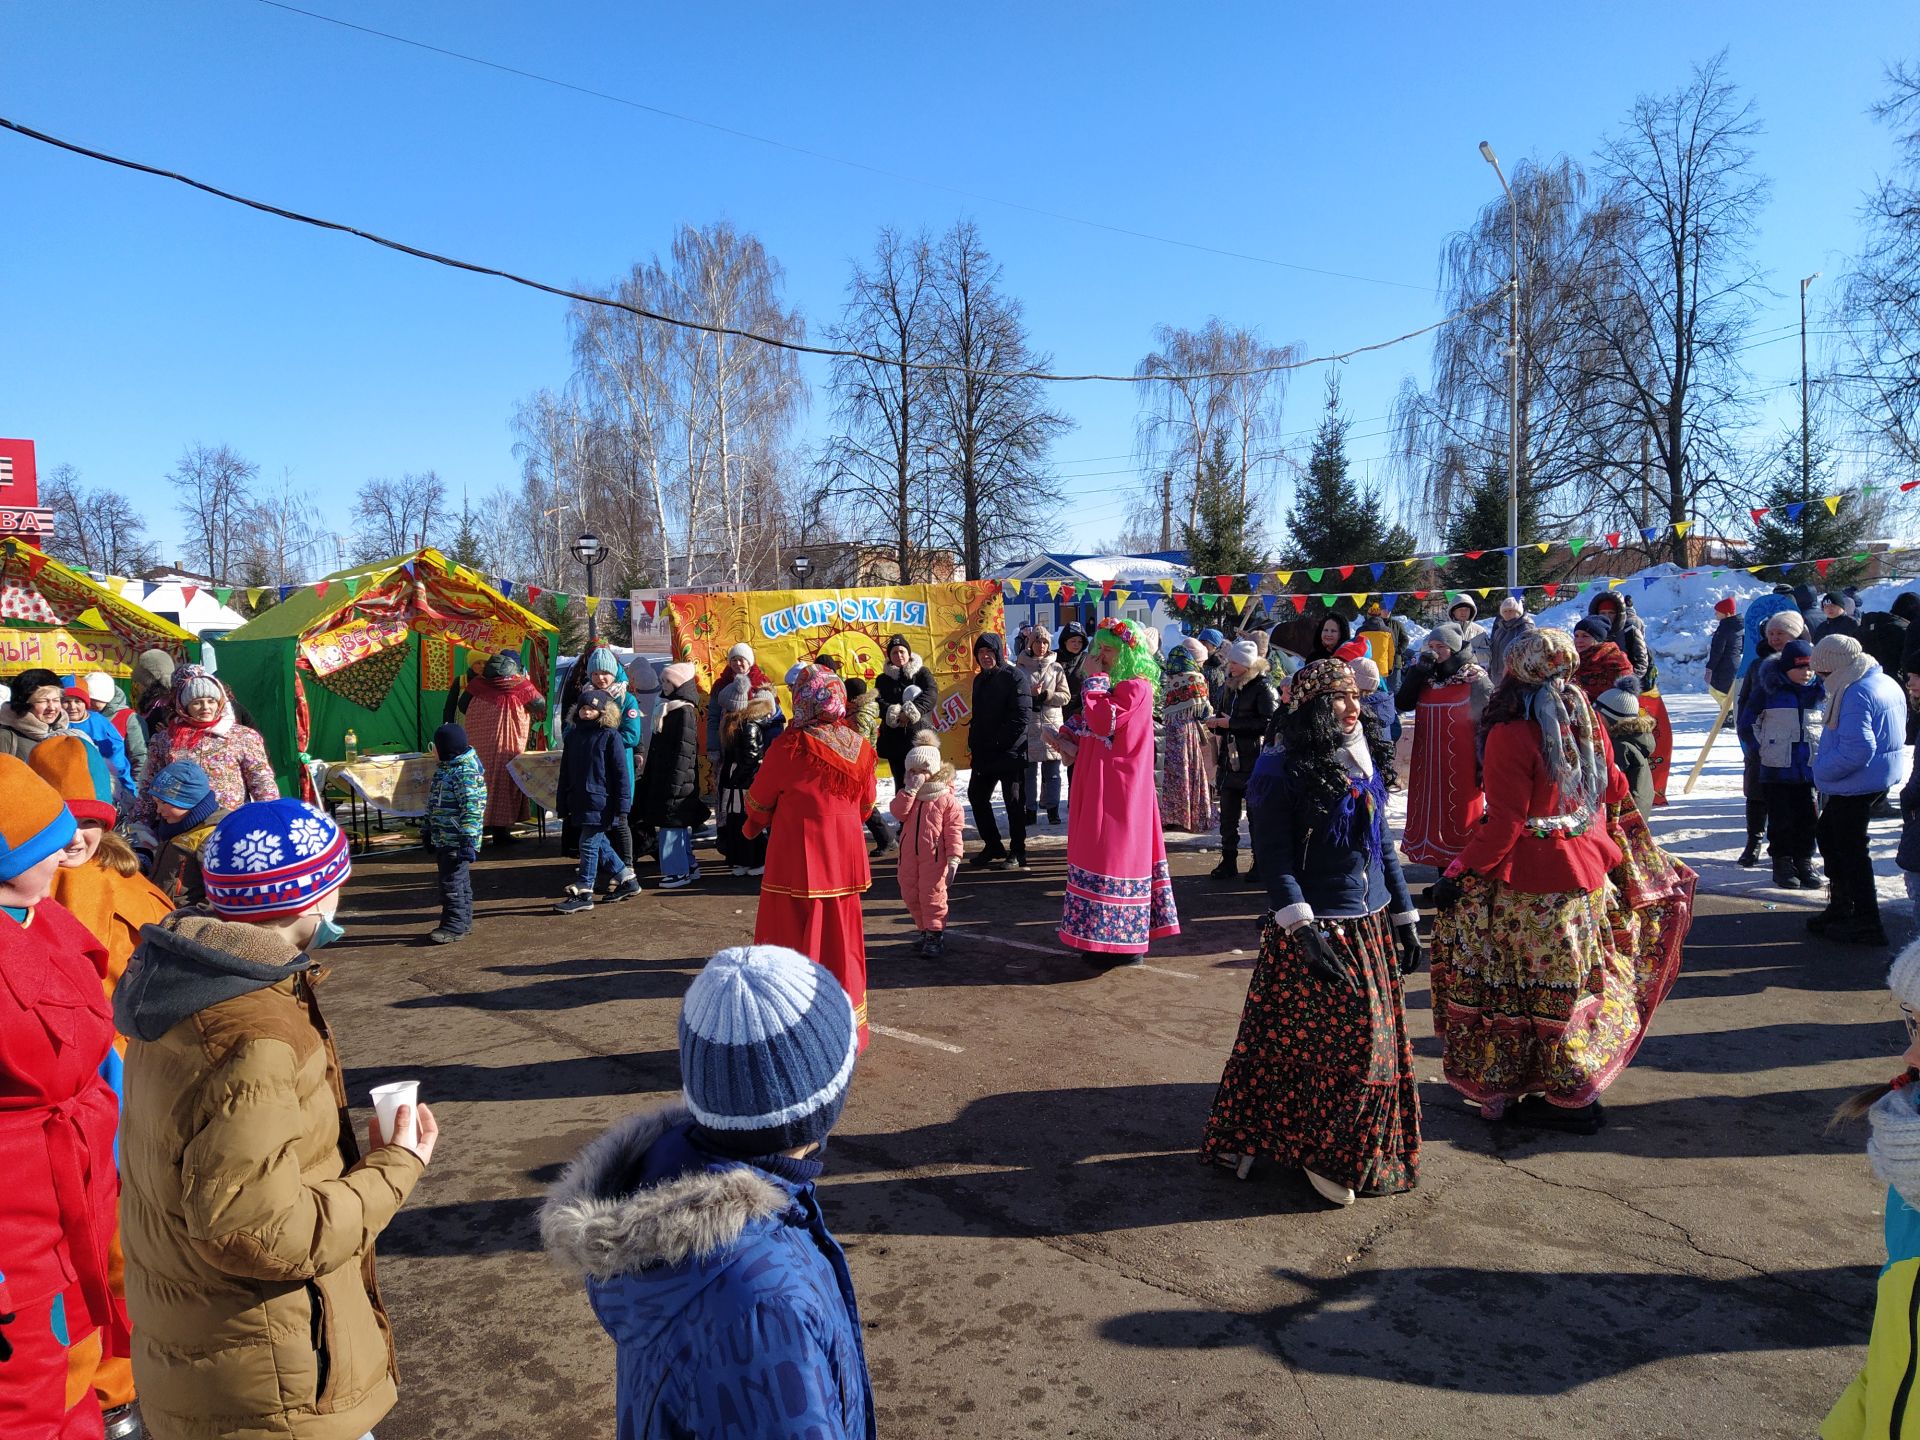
top-left (1739, 595), bottom-right (1799, 680)
top-left (1812, 666), bottom-right (1909, 798)
top-left (1246, 746), bottom-right (1416, 929)
top-left (69, 709), bottom-right (135, 793)
top-left (558, 714), bottom-right (634, 825)
top-left (1736, 657), bottom-right (1824, 784)
top-left (541, 1107), bottom-right (875, 1440)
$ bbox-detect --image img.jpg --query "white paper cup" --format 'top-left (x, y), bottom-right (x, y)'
top-left (370, 1081), bottom-right (419, 1140)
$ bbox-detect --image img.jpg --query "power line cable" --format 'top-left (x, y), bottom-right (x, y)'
top-left (245, 0), bottom-right (1435, 294)
top-left (0, 114), bottom-right (1498, 384)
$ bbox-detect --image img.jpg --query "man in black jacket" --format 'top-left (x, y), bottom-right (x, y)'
top-left (965, 632), bottom-right (1032, 870)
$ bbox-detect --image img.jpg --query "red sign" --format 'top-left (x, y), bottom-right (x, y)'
top-left (0, 440), bottom-right (43, 550)
top-left (0, 508), bottom-right (54, 538)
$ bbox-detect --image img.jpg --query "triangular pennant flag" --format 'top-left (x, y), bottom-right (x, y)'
top-left (1853, 551), bottom-right (1870, 562)
top-left (343, 577), bottom-right (360, 598)
top-left (1747, 566), bottom-right (1765, 575)
top-left (1380, 594), bottom-right (1397, 613)
top-left (613, 598), bottom-right (630, 619)
top-left (1544, 583), bottom-right (1559, 599)
top-left (1289, 595), bottom-right (1307, 613)
top-left (1214, 574), bottom-right (1232, 594)
top-left (73, 606), bottom-right (106, 631)
top-left (1369, 562), bottom-right (1385, 581)
top-left (1674, 520), bottom-right (1693, 538)
top-left (1816, 557), bottom-right (1834, 577)
top-left (526, 585), bottom-right (543, 603)
top-left (1173, 592), bottom-right (1189, 610)
top-left (313, 581), bottom-right (329, 600)
top-left (1432, 554), bottom-right (1450, 568)
top-left (1274, 571), bottom-right (1293, 586)
top-left (401, 561), bottom-right (415, 578)
top-left (1337, 565), bottom-right (1355, 581)
top-left (1475, 586), bottom-right (1492, 599)
top-left (1045, 581), bottom-right (1061, 599)
top-left (1903, 480), bottom-right (1920, 493)
top-left (1824, 496), bottom-right (1841, 515)
top-left (1259, 593), bottom-right (1277, 615)
top-left (1608, 577), bottom-right (1627, 590)
top-left (181, 585), bottom-right (199, 606)
top-left (1642, 576), bottom-right (1657, 589)
top-left (1535, 542), bottom-right (1550, 554)
top-left (1463, 550), bottom-right (1485, 561)
top-left (1349, 592), bottom-right (1368, 610)
top-left (1750, 507), bottom-right (1770, 523)
top-left (214, 586), bottom-right (233, 606)
top-left (246, 587), bottom-right (264, 609)
top-left (1246, 572), bottom-right (1263, 591)
top-left (1640, 526), bottom-right (1661, 544)
top-left (1306, 568), bottom-right (1324, 584)
top-left (1061, 583), bottom-right (1078, 602)
top-left (1186, 577), bottom-right (1202, 594)
top-left (641, 599), bottom-right (658, 620)
top-left (279, 585), bottom-right (293, 601)
top-left (1443, 590), bottom-right (1459, 604)
top-left (1606, 533), bottom-right (1621, 548)
top-left (1413, 590), bottom-right (1430, 601)
top-left (1113, 587), bottom-right (1131, 604)
top-left (1568, 538), bottom-right (1587, 557)
top-left (554, 592), bottom-right (570, 613)
top-left (1102, 578), bottom-right (1116, 597)
top-left (1402, 556), bottom-right (1420, 569)
top-left (1784, 502), bottom-right (1806, 522)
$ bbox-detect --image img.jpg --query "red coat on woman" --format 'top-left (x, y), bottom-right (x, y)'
top-left (0, 898), bottom-right (125, 1438)
top-left (1452, 718), bottom-right (1629, 894)
top-left (1573, 642), bottom-right (1634, 702)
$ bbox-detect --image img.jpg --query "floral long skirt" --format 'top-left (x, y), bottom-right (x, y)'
top-left (1159, 721), bottom-right (1217, 834)
top-left (1199, 909), bottom-right (1420, 1195)
top-left (1430, 849), bottom-right (1690, 1114)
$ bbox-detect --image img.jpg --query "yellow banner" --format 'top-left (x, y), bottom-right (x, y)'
top-left (666, 581), bottom-right (1004, 767)
top-left (0, 627), bottom-right (138, 676)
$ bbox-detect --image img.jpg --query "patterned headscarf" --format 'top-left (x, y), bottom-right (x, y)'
top-left (483, 649), bottom-right (523, 680)
top-left (1164, 642), bottom-right (1198, 676)
top-left (789, 664), bottom-right (849, 731)
top-left (1504, 629), bottom-right (1606, 816)
top-left (1288, 658), bottom-right (1358, 711)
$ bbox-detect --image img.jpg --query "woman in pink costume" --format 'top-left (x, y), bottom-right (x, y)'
top-left (1055, 618), bottom-right (1180, 962)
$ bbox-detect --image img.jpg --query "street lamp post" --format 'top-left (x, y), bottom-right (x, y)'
top-left (1480, 141), bottom-right (1521, 590)
top-left (571, 531), bottom-right (604, 643)
top-left (790, 554), bottom-right (813, 584)
top-left (1800, 272), bottom-right (1822, 539)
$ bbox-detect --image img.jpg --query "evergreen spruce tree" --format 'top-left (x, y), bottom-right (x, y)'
top-left (1747, 428), bottom-right (1867, 586)
top-left (1181, 432), bottom-right (1264, 580)
top-left (1286, 376), bottom-right (1383, 569)
top-left (1441, 464), bottom-right (1541, 598)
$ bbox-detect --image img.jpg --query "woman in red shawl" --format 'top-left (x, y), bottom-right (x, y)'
top-left (462, 649), bottom-right (546, 846)
top-left (743, 665), bottom-right (878, 1051)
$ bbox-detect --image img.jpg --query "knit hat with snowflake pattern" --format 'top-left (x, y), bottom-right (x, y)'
top-left (203, 799), bottom-right (352, 920)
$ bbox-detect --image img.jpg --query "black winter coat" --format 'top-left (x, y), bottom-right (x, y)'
top-left (1059, 631), bottom-right (1089, 721)
top-left (967, 657), bottom-right (1032, 777)
top-left (557, 719), bottom-right (633, 826)
top-left (641, 696), bottom-right (707, 828)
top-left (875, 656), bottom-right (939, 772)
top-left (1216, 672), bottom-right (1278, 790)
top-left (1706, 616), bottom-right (1743, 693)
top-left (718, 710), bottom-right (772, 792)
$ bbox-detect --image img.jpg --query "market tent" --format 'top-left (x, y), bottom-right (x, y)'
top-left (0, 538), bottom-right (200, 680)
top-left (216, 549), bottom-right (557, 796)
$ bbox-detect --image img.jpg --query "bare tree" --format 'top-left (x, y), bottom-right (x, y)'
top-left (1392, 157), bottom-right (1646, 535)
top-left (241, 470), bottom-right (328, 586)
top-left (1134, 321), bottom-right (1298, 549)
top-left (39, 463), bottom-right (162, 575)
top-left (1582, 52), bottom-right (1768, 552)
top-left (819, 227), bottom-right (940, 582)
top-left (925, 221), bottom-right (1072, 577)
top-left (168, 443), bottom-right (259, 581)
top-left (351, 471), bottom-right (448, 560)
top-left (511, 389), bottom-right (596, 583)
top-left (569, 273), bottom-right (675, 586)
top-left (1835, 62), bottom-right (1920, 465)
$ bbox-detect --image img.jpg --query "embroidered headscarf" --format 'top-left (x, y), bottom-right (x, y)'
top-left (1288, 658), bottom-right (1358, 711)
top-left (787, 664), bottom-right (863, 764)
top-left (1503, 629), bottom-right (1606, 816)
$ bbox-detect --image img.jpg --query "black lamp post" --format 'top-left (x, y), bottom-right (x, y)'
top-left (571, 531), bottom-right (605, 642)
top-left (790, 553), bottom-right (813, 584)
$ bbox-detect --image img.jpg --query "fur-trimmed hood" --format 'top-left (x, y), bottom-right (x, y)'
top-left (883, 653), bottom-right (926, 680)
top-left (541, 1104), bottom-right (791, 1282)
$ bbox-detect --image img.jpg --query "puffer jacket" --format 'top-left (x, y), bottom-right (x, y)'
top-left (966, 635), bottom-right (1031, 777)
top-left (890, 770), bottom-right (965, 927)
top-left (115, 911), bottom-right (424, 1440)
top-left (1216, 665), bottom-right (1279, 790)
top-left (541, 1106), bottom-right (876, 1440)
top-left (874, 653), bottom-right (938, 774)
top-left (1589, 592), bottom-right (1656, 689)
top-left (1813, 664), bottom-right (1909, 798)
top-left (1016, 643), bottom-right (1071, 757)
top-left (1737, 657), bottom-right (1825, 784)
top-left (560, 706), bottom-right (634, 827)
top-left (427, 746), bottom-right (486, 852)
top-left (1604, 712), bottom-right (1658, 819)
top-left (1059, 624), bottom-right (1090, 721)
top-left (99, 686), bottom-right (149, 782)
top-left (641, 687), bottom-right (707, 828)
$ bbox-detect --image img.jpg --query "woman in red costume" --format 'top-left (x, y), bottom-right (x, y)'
top-left (462, 649), bottom-right (546, 846)
top-left (743, 665), bottom-right (878, 1051)
top-left (1393, 622), bottom-right (1491, 869)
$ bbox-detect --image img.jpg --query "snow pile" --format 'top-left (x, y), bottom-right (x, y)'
top-left (1536, 564), bottom-right (1770, 694)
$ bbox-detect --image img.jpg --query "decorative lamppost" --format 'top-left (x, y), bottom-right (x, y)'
top-left (790, 553), bottom-right (813, 584)
top-left (571, 531), bottom-right (605, 642)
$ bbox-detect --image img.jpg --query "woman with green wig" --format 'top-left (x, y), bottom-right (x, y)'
top-left (1052, 617), bottom-right (1180, 960)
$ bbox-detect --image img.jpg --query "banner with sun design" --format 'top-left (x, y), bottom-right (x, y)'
top-left (666, 580), bottom-right (1004, 767)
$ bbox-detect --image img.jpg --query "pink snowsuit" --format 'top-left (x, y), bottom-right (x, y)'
top-left (889, 776), bottom-right (964, 932)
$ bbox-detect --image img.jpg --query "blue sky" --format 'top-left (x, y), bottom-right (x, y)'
top-left (3, 1), bottom-right (1907, 575)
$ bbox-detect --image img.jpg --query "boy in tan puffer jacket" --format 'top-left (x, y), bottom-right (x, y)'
top-left (114, 800), bottom-right (439, 1440)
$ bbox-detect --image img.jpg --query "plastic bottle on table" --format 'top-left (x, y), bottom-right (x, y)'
top-left (344, 727), bottom-right (359, 761)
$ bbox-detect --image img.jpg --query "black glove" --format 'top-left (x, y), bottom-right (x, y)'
top-left (1393, 920), bottom-right (1426, 975)
top-left (1293, 922), bottom-right (1358, 992)
top-left (1425, 875), bottom-right (1465, 911)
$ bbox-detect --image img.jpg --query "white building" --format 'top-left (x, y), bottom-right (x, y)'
top-left (990, 551), bottom-right (1194, 648)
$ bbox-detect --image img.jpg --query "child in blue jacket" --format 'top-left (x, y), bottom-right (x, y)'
top-left (1737, 638), bottom-right (1824, 890)
top-left (541, 944), bottom-right (874, 1440)
top-left (554, 691), bottom-right (638, 913)
top-left (425, 723), bottom-right (485, 944)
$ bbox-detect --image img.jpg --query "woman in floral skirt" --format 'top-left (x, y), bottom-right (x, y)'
top-left (1159, 637), bottom-right (1216, 834)
top-left (1428, 629), bottom-right (1687, 1133)
top-left (1200, 659), bottom-right (1424, 1206)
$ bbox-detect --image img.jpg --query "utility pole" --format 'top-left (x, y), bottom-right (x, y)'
top-left (1159, 467), bottom-right (1173, 552)
top-left (1800, 272), bottom-right (1822, 544)
top-left (1480, 141), bottom-right (1521, 592)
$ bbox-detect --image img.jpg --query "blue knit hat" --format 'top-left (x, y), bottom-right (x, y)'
top-left (586, 646), bottom-right (621, 676)
top-left (203, 800), bottom-right (352, 920)
top-left (0, 754), bottom-right (78, 883)
top-left (148, 758), bottom-right (214, 809)
top-left (678, 945), bottom-right (857, 1156)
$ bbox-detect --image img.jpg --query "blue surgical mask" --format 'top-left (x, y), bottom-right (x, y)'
top-left (310, 916), bottom-right (345, 951)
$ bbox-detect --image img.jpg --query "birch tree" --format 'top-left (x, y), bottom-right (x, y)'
top-left (168, 443), bottom-right (259, 581)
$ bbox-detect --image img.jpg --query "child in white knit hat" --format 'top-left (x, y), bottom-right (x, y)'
top-left (887, 733), bottom-right (963, 957)
top-left (1827, 941), bottom-right (1920, 1433)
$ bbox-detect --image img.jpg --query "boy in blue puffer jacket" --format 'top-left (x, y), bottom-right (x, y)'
top-left (554, 691), bottom-right (638, 913)
top-left (541, 944), bottom-right (873, 1440)
top-left (1738, 638), bottom-right (1824, 891)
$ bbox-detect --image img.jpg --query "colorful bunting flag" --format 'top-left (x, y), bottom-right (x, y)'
top-left (554, 593), bottom-right (570, 613)
top-left (1824, 496), bottom-right (1841, 515)
top-left (1380, 593), bottom-right (1397, 613)
top-left (181, 585), bottom-right (199, 606)
top-left (1535, 542), bottom-right (1550, 554)
top-left (279, 585), bottom-right (294, 601)
top-left (1751, 507), bottom-right (1770, 522)
top-left (1275, 571), bottom-right (1293, 586)
top-left (1544, 583), bottom-right (1559, 599)
top-left (1214, 574), bottom-right (1232, 594)
top-left (1369, 562), bottom-right (1385, 582)
top-left (1784, 502), bottom-right (1806, 522)
top-left (214, 586), bottom-right (233, 606)
top-left (1307, 568), bottom-right (1324, 584)
top-left (1337, 565), bottom-right (1355, 581)
top-left (343, 577), bottom-right (360, 599)
top-left (613, 599), bottom-right (630, 618)
top-left (1816, 557), bottom-right (1834, 577)
top-left (1674, 520), bottom-right (1693, 538)
top-left (1348, 592), bottom-right (1368, 610)
top-left (313, 581), bottom-right (329, 600)
top-left (1568, 538), bottom-right (1587, 557)
top-left (247, 588), bottom-right (264, 609)
top-left (1289, 595), bottom-right (1306, 613)
top-left (1606, 533), bottom-right (1621, 548)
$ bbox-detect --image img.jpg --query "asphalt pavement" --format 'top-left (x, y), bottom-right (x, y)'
top-left (316, 819), bottom-right (1898, 1439)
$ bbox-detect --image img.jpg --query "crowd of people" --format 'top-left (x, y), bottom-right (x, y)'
top-left (9, 574), bottom-right (1920, 1437)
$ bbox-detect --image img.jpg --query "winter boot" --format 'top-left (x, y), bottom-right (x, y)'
top-left (1794, 855), bottom-right (1822, 889)
top-left (866, 812), bottom-right (894, 855)
top-left (553, 894), bottom-right (593, 915)
top-left (1210, 856), bottom-right (1238, 880)
top-left (922, 929), bottom-right (945, 958)
top-left (1772, 858), bottom-right (1801, 889)
top-left (1737, 836), bottom-right (1762, 868)
top-left (1024, 808), bottom-right (1038, 826)
top-left (910, 931), bottom-right (931, 957)
top-left (1047, 807), bottom-right (1061, 825)
top-left (607, 871), bottom-right (642, 902)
